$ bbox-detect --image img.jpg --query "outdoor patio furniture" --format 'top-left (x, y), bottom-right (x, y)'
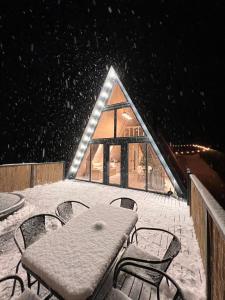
top-left (13, 214), bottom-right (65, 294)
top-left (110, 197), bottom-right (138, 212)
top-left (111, 262), bottom-right (185, 300)
top-left (110, 198), bottom-right (138, 244)
top-left (21, 205), bottom-right (138, 300)
top-left (0, 274), bottom-right (41, 299)
top-left (55, 200), bottom-right (90, 223)
top-left (115, 227), bottom-right (181, 298)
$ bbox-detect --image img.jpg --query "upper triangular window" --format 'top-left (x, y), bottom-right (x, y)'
top-left (107, 83), bottom-right (127, 105)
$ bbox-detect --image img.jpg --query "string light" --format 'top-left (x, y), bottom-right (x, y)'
top-left (68, 66), bottom-right (116, 176)
top-left (173, 143), bottom-right (211, 155)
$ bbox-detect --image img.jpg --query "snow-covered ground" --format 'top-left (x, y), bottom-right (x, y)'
top-left (0, 180), bottom-right (206, 299)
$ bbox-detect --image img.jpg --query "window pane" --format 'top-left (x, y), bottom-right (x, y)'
top-left (117, 108), bottom-right (145, 137)
top-left (128, 143), bottom-right (146, 190)
top-left (91, 144), bottom-right (103, 183)
top-left (76, 145), bottom-right (90, 181)
top-left (109, 145), bottom-right (121, 185)
top-left (107, 83), bottom-right (127, 105)
top-left (147, 144), bottom-right (174, 193)
top-left (92, 111), bottom-right (114, 139)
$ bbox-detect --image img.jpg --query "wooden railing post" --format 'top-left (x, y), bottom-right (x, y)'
top-left (206, 211), bottom-right (211, 300)
top-left (186, 168), bottom-right (191, 214)
top-left (190, 174), bottom-right (225, 300)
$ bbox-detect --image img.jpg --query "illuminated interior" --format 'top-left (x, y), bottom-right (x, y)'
top-left (92, 111), bottom-right (114, 139)
top-left (117, 108), bottom-right (145, 137)
top-left (73, 68), bottom-right (178, 195)
top-left (91, 144), bottom-right (103, 183)
top-left (107, 83), bottom-right (127, 105)
top-left (109, 145), bottom-right (121, 185)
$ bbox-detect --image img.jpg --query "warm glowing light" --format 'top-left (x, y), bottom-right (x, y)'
top-left (122, 112), bottom-right (132, 120)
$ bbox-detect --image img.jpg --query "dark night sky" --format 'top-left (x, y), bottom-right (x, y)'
top-left (0, 0), bottom-right (225, 167)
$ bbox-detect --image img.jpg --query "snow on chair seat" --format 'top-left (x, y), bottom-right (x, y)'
top-left (112, 262), bottom-right (186, 300)
top-left (115, 227), bottom-right (181, 296)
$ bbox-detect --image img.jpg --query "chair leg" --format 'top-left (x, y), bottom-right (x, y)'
top-left (37, 281), bottom-right (40, 295)
top-left (157, 286), bottom-right (160, 300)
top-left (166, 277), bottom-right (170, 286)
top-left (12, 260), bottom-right (21, 296)
top-left (27, 272), bottom-right (32, 288)
top-left (43, 292), bottom-right (53, 300)
top-left (134, 226), bottom-right (138, 245)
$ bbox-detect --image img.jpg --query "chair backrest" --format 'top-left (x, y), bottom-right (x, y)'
top-left (161, 235), bottom-right (181, 272)
top-left (110, 198), bottom-right (138, 212)
top-left (114, 262), bottom-right (185, 300)
top-left (56, 200), bottom-right (90, 223)
top-left (130, 227), bottom-right (181, 274)
top-left (14, 214), bottom-right (64, 253)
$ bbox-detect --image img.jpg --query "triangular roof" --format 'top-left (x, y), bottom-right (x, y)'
top-left (68, 66), bottom-right (185, 197)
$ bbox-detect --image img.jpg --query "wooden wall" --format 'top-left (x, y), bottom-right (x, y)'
top-left (190, 181), bottom-right (207, 269)
top-left (190, 175), bottom-right (225, 300)
top-left (208, 215), bottom-right (225, 300)
top-left (0, 162), bottom-right (65, 192)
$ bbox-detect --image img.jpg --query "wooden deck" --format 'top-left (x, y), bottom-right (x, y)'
top-left (0, 180), bottom-right (205, 300)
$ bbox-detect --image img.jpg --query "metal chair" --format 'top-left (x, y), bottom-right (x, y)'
top-left (110, 198), bottom-right (138, 244)
top-left (115, 227), bottom-right (181, 298)
top-left (13, 214), bottom-right (65, 294)
top-left (109, 198), bottom-right (138, 212)
top-left (113, 262), bottom-right (185, 300)
top-left (55, 200), bottom-right (90, 223)
top-left (0, 274), bottom-right (42, 299)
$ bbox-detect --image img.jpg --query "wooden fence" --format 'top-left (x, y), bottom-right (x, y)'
top-left (0, 162), bottom-right (65, 192)
top-left (189, 174), bottom-right (225, 300)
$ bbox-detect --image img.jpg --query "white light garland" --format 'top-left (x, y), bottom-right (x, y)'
top-left (68, 66), bottom-right (117, 176)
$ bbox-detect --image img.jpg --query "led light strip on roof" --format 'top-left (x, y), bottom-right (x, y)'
top-left (68, 67), bottom-right (117, 176)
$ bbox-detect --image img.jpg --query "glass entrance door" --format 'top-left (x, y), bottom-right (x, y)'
top-left (108, 145), bottom-right (121, 185)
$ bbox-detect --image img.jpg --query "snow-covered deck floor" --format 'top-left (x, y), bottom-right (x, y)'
top-left (0, 180), bottom-right (205, 299)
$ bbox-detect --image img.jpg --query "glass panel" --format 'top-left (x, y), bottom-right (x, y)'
top-left (76, 145), bottom-right (90, 181)
top-left (147, 144), bottom-right (175, 193)
top-left (128, 143), bottom-right (146, 190)
top-left (117, 107), bottom-right (145, 137)
top-left (92, 111), bottom-right (114, 139)
top-left (107, 83), bottom-right (127, 105)
top-left (109, 145), bottom-right (121, 185)
top-left (91, 144), bottom-right (103, 183)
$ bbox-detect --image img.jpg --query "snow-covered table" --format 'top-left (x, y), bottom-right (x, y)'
top-left (21, 204), bottom-right (138, 300)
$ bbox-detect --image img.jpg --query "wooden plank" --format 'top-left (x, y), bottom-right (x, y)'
top-left (190, 181), bottom-right (207, 269)
top-left (0, 165), bottom-right (31, 192)
top-left (129, 277), bottom-right (142, 299)
top-left (121, 274), bottom-right (135, 297)
top-left (209, 215), bottom-right (225, 300)
top-left (33, 163), bottom-right (64, 186)
top-left (0, 162), bottom-right (64, 192)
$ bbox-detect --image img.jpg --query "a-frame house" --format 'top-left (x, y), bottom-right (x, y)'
top-left (68, 67), bottom-right (185, 197)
